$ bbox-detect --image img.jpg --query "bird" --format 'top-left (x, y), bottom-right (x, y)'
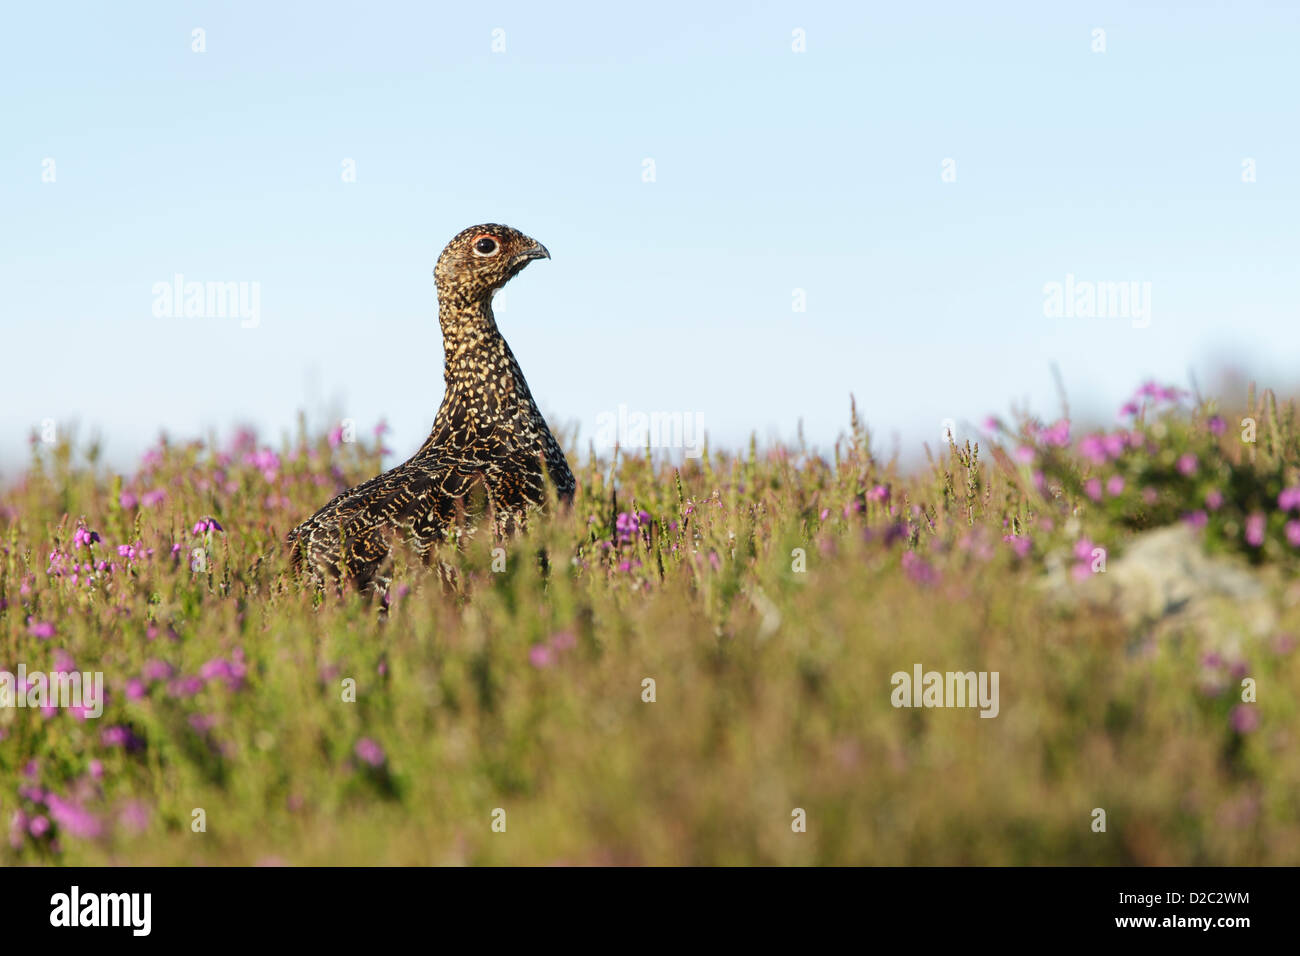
top-left (286, 224), bottom-right (575, 593)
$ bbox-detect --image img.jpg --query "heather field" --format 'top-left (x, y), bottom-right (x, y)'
top-left (3, 382), bottom-right (1299, 866)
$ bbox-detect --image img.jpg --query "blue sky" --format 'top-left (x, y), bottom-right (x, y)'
top-left (2, 1), bottom-right (1298, 474)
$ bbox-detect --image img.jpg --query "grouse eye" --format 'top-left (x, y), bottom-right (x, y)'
top-left (472, 236), bottom-right (500, 257)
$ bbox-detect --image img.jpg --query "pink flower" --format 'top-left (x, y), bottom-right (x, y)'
top-left (1106, 475), bottom-right (1125, 496)
top-left (119, 491), bottom-right (138, 509)
top-left (45, 794), bottom-right (103, 839)
top-left (550, 631), bottom-right (577, 652)
top-left (901, 551), bottom-right (939, 586)
top-left (1079, 435), bottom-right (1107, 465)
top-left (1176, 453), bottom-right (1198, 476)
top-left (1230, 705), bottom-right (1258, 734)
top-left (1184, 510), bottom-right (1208, 529)
top-left (1002, 534), bottom-right (1031, 559)
top-left (1207, 416), bottom-right (1226, 436)
top-left (1205, 489), bottom-right (1223, 510)
top-left (529, 643), bottom-right (555, 668)
top-left (354, 738), bottom-right (386, 767)
top-left (142, 659), bottom-right (173, 681)
top-left (199, 656), bottom-right (247, 691)
top-left (1278, 487), bottom-right (1300, 511)
top-left (118, 801), bottom-right (150, 833)
top-left (1286, 521), bottom-right (1300, 547)
top-left (1037, 419), bottom-right (1070, 447)
top-left (27, 619), bottom-right (55, 639)
top-left (1245, 513), bottom-right (1266, 547)
top-left (1084, 478), bottom-right (1102, 502)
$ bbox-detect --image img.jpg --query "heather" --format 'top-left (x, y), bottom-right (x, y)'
top-left (2, 383), bottom-right (1298, 865)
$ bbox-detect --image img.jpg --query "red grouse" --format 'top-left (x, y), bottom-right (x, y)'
top-left (287, 224), bottom-right (575, 592)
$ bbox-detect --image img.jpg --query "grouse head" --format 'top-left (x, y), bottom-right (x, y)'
top-left (434, 224), bottom-right (550, 305)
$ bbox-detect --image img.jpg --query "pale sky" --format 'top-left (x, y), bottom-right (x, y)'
top-left (3, 1), bottom-right (1298, 475)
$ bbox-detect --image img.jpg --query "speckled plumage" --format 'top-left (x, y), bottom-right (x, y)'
top-left (287, 224), bottom-right (575, 592)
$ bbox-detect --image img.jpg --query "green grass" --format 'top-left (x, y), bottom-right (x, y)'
top-left (2, 384), bottom-right (1298, 864)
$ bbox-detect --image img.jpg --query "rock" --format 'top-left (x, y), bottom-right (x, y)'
top-left (1044, 524), bottom-right (1277, 651)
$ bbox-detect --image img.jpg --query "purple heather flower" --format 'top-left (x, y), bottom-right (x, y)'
top-left (45, 795), bottom-right (103, 839)
top-left (101, 726), bottom-right (133, 747)
top-left (1205, 488), bottom-right (1224, 510)
top-left (1229, 705), bottom-right (1259, 734)
top-left (1119, 401), bottom-right (1139, 418)
top-left (119, 491), bottom-right (138, 509)
top-left (1176, 453), bottom-right (1198, 477)
top-left (28, 815), bottom-right (50, 838)
top-left (1184, 510), bottom-right (1208, 529)
top-left (118, 801), bottom-right (150, 833)
top-left (1084, 478), bottom-right (1103, 502)
top-left (866, 484), bottom-right (890, 504)
top-left (166, 675), bottom-right (205, 698)
top-left (1037, 419), bottom-right (1071, 447)
top-left (1002, 534), bottom-right (1031, 559)
top-left (141, 488), bottom-right (166, 508)
top-left (8, 810), bottom-right (28, 849)
top-left (88, 759), bottom-right (104, 780)
top-left (1286, 521), bottom-right (1300, 548)
top-left (142, 659), bottom-right (173, 682)
top-left (199, 656), bottom-right (247, 691)
top-left (1207, 415), bottom-right (1226, 436)
top-left (1245, 513), bottom-right (1266, 547)
top-left (27, 619), bottom-right (55, 640)
top-left (550, 631), bottom-right (577, 652)
top-left (1278, 487), bottom-right (1300, 512)
top-left (1079, 435), bottom-right (1107, 465)
top-left (529, 643), bottom-right (555, 668)
top-left (1014, 446), bottom-right (1035, 464)
top-left (188, 713), bottom-right (217, 733)
top-left (354, 737), bottom-right (386, 767)
top-left (901, 551), bottom-right (939, 586)
top-left (1106, 475), bottom-right (1125, 496)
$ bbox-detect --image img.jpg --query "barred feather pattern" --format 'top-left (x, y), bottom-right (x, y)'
top-left (286, 224), bottom-right (575, 592)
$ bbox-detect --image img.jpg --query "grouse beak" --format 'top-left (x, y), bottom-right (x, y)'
top-left (517, 241), bottom-right (550, 263)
